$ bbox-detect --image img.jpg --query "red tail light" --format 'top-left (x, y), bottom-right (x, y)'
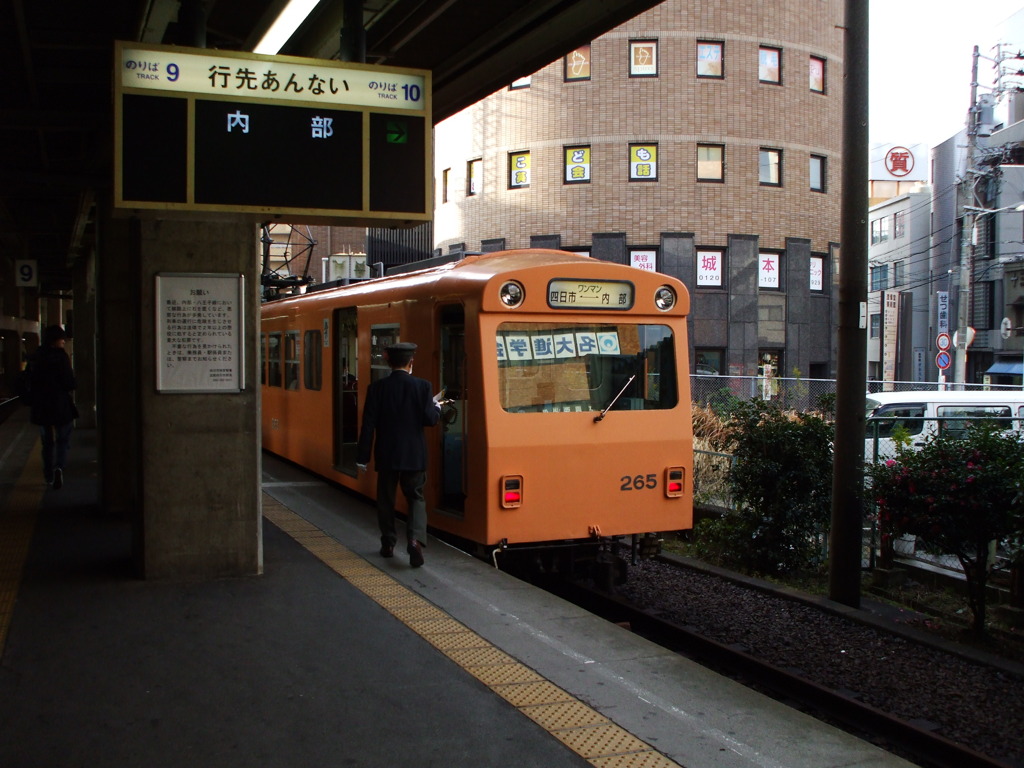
top-left (500, 475), bottom-right (523, 508)
top-left (665, 467), bottom-right (685, 498)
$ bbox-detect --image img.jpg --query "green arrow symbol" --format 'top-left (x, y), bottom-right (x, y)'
top-left (386, 120), bottom-right (408, 144)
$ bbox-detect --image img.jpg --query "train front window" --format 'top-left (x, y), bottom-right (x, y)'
top-left (497, 322), bottom-right (677, 413)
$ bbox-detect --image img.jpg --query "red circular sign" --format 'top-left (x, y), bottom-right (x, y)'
top-left (885, 146), bottom-right (914, 178)
top-left (936, 351), bottom-right (951, 370)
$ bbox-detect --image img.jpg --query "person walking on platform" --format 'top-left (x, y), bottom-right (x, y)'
top-left (28, 325), bottom-right (78, 489)
top-left (356, 342), bottom-right (440, 567)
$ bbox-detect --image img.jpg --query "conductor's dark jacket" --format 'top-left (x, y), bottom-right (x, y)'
top-left (356, 370), bottom-right (439, 471)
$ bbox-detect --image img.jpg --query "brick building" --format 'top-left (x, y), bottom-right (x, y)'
top-left (432, 0), bottom-right (844, 379)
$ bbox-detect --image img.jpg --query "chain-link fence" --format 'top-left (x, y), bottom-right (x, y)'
top-left (690, 374), bottom-right (1024, 414)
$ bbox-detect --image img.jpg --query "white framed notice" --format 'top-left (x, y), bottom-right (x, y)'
top-left (809, 256), bottom-right (824, 291)
top-left (630, 249), bottom-right (657, 272)
top-left (156, 273), bottom-right (244, 392)
top-left (758, 252), bottom-right (780, 289)
top-left (696, 250), bottom-right (723, 286)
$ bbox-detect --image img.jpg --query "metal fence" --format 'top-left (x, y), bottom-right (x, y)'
top-left (690, 374), bottom-right (1024, 414)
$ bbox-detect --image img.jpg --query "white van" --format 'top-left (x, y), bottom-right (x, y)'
top-left (865, 390), bottom-right (1024, 462)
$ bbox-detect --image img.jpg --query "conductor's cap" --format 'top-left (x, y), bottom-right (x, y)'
top-left (387, 342), bottom-right (417, 354)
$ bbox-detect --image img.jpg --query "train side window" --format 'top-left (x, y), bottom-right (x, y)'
top-left (369, 324), bottom-right (401, 384)
top-left (260, 333), bottom-right (267, 385)
top-left (267, 332), bottom-right (283, 387)
top-left (284, 331), bottom-right (301, 390)
top-left (304, 329), bottom-right (322, 390)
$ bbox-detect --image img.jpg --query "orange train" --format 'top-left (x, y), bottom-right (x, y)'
top-left (261, 249), bottom-right (693, 572)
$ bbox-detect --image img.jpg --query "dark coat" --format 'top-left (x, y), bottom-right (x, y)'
top-left (29, 346), bottom-right (78, 427)
top-left (356, 369), bottom-right (439, 471)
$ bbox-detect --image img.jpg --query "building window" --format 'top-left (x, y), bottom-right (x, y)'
top-left (759, 148), bottom-right (781, 186)
top-left (694, 349), bottom-right (723, 376)
top-left (565, 44), bottom-right (592, 81)
top-left (303, 330), bottom-right (322, 390)
top-left (893, 260), bottom-right (905, 287)
top-left (870, 264), bottom-right (888, 291)
top-left (564, 146), bottom-right (591, 184)
top-left (894, 210), bottom-right (905, 238)
top-left (509, 75), bottom-right (531, 90)
top-left (810, 154), bottom-right (826, 192)
top-left (441, 168), bottom-right (450, 203)
top-left (870, 216), bottom-right (890, 244)
top-left (467, 159), bottom-right (481, 196)
top-left (629, 39), bottom-right (658, 77)
top-left (697, 144), bottom-right (724, 181)
top-left (809, 56), bottom-right (826, 93)
top-left (509, 151), bottom-right (530, 188)
top-left (697, 41), bottom-right (723, 78)
top-left (629, 143), bottom-right (658, 181)
top-left (759, 252), bottom-right (780, 289)
top-left (870, 313), bottom-right (881, 339)
top-left (696, 250), bottom-right (724, 287)
top-left (759, 46), bottom-right (781, 84)
top-left (973, 281), bottom-right (994, 329)
top-left (810, 256), bottom-right (824, 291)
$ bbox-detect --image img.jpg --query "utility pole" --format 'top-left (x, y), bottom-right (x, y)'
top-left (955, 47), bottom-right (981, 388)
top-left (828, 0), bottom-right (868, 609)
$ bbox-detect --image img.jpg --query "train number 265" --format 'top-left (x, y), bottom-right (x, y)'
top-left (620, 473), bottom-right (657, 491)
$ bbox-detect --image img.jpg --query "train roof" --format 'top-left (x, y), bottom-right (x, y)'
top-left (263, 248), bottom-right (686, 309)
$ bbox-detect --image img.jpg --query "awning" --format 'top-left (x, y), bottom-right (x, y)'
top-left (985, 359), bottom-right (1024, 376)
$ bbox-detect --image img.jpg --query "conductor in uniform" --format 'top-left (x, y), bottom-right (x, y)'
top-left (356, 342), bottom-right (441, 567)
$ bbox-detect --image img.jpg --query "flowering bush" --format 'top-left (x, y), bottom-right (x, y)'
top-left (867, 422), bottom-right (1024, 633)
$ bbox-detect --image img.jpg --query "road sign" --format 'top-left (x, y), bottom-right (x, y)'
top-left (936, 332), bottom-right (951, 351)
top-left (936, 350), bottom-right (951, 370)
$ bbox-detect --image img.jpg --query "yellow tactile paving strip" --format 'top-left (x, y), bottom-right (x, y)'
top-left (0, 439), bottom-right (42, 655)
top-left (262, 493), bottom-right (684, 768)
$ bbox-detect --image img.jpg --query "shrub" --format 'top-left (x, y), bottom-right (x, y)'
top-left (695, 400), bottom-right (834, 576)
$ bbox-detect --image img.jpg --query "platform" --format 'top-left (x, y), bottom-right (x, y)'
top-left (0, 407), bottom-right (914, 768)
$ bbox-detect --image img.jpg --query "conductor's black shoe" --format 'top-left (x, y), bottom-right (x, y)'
top-left (380, 541), bottom-right (394, 558)
top-left (407, 540), bottom-right (424, 568)
top-left (52, 468), bottom-right (63, 490)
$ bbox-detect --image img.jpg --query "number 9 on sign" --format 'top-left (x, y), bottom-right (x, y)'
top-left (15, 260), bottom-right (38, 287)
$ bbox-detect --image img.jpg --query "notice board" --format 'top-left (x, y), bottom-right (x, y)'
top-left (156, 273), bottom-right (244, 393)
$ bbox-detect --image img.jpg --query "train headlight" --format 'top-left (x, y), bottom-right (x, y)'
top-left (654, 285), bottom-right (676, 311)
top-left (499, 281), bottom-right (525, 308)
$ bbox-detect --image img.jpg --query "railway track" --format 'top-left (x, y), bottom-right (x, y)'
top-left (544, 563), bottom-right (1018, 768)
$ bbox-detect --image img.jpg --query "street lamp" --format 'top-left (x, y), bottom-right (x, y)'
top-left (955, 202), bottom-right (1024, 387)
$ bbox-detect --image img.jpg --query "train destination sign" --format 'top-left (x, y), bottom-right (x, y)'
top-left (547, 279), bottom-right (634, 310)
top-left (114, 42), bottom-right (431, 225)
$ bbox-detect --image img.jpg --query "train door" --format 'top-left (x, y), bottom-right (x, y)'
top-left (333, 308), bottom-right (359, 475)
top-left (437, 304), bottom-right (466, 516)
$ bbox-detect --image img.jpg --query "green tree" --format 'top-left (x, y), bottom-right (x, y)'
top-left (867, 422), bottom-right (1024, 634)
top-left (696, 400), bottom-right (833, 575)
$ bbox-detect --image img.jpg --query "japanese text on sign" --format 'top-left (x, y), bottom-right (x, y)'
top-left (120, 45), bottom-right (426, 111)
top-left (547, 279), bottom-right (634, 310)
top-left (156, 274), bottom-right (243, 392)
top-left (497, 329), bottom-right (621, 363)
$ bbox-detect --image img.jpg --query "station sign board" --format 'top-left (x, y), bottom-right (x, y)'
top-left (114, 42), bottom-right (432, 226)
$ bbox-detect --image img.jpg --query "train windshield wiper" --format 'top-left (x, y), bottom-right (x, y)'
top-left (593, 374), bottom-right (636, 423)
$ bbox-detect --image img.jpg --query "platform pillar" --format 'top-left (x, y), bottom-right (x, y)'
top-left (98, 215), bottom-right (262, 579)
